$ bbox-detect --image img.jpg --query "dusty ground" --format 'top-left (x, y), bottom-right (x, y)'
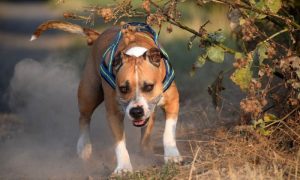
top-left (1, 2), bottom-right (299, 180)
top-left (0, 3), bottom-right (201, 179)
top-left (0, 55), bottom-right (221, 179)
top-left (0, 2), bottom-right (112, 179)
top-left (0, 3), bottom-right (222, 178)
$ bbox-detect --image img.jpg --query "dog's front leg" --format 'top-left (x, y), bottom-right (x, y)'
top-left (163, 116), bottom-right (182, 163)
top-left (162, 85), bottom-right (182, 163)
top-left (106, 110), bottom-right (132, 173)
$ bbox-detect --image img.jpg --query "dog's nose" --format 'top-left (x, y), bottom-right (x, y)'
top-left (129, 106), bottom-right (144, 119)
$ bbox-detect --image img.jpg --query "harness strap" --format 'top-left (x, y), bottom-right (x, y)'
top-left (99, 22), bottom-right (175, 92)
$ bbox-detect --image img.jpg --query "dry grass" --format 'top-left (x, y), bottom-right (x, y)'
top-left (111, 123), bottom-right (300, 180)
top-left (175, 125), bottom-right (299, 179)
top-left (107, 100), bottom-right (300, 179)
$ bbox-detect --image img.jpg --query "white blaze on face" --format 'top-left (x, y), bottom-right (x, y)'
top-left (125, 68), bottom-right (150, 120)
top-left (125, 46), bottom-right (148, 57)
top-left (124, 46), bottom-right (150, 121)
top-left (135, 64), bottom-right (139, 96)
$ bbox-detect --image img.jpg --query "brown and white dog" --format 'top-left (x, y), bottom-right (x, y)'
top-left (31, 21), bottom-right (182, 173)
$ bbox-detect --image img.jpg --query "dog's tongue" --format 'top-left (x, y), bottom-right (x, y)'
top-left (133, 119), bottom-right (145, 126)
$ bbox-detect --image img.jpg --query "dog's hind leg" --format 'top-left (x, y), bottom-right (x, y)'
top-left (77, 57), bottom-right (104, 161)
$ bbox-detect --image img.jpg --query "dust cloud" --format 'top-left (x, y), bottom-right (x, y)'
top-left (0, 57), bottom-right (156, 179)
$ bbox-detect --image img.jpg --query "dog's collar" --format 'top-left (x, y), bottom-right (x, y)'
top-left (99, 22), bottom-right (175, 92)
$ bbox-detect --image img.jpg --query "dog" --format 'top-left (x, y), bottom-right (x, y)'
top-left (31, 21), bottom-right (182, 173)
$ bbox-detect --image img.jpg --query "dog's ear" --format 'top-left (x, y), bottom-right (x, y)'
top-left (113, 52), bottom-right (131, 72)
top-left (113, 52), bottom-right (123, 72)
top-left (144, 48), bottom-right (163, 67)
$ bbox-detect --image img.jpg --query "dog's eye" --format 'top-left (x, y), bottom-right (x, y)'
top-left (119, 86), bottom-right (129, 94)
top-left (143, 84), bottom-right (154, 92)
top-left (119, 81), bottom-right (130, 94)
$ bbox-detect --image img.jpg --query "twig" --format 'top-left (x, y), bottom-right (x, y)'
top-left (281, 121), bottom-right (300, 139)
top-left (260, 28), bottom-right (289, 45)
top-left (265, 82), bottom-right (284, 94)
top-left (296, 150), bottom-right (300, 179)
top-left (149, 0), bottom-right (239, 54)
top-left (188, 140), bottom-right (195, 157)
top-left (265, 106), bottom-right (300, 128)
top-left (188, 146), bottom-right (201, 180)
top-left (177, 139), bottom-right (213, 143)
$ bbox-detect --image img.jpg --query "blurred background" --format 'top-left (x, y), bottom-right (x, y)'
top-left (0, 0), bottom-right (241, 178)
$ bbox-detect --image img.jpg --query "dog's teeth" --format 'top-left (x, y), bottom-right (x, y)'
top-left (30, 35), bottom-right (37, 41)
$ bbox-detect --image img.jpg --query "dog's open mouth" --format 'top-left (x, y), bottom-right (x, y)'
top-left (132, 117), bottom-right (149, 127)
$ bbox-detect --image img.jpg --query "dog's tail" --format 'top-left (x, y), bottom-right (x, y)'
top-left (30, 20), bottom-right (100, 45)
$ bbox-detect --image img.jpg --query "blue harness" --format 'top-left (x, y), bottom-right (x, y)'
top-left (99, 22), bottom-right (175, 92)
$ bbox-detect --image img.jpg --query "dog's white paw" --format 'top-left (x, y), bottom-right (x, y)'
top-left (77, 134), bottom-right (92, 161)
top-left (164, 146), bottom-right (182, 163)
top-left (114, 140), bottom-right (133, 174)
top-left (113, 164), bottom-right (133, 174)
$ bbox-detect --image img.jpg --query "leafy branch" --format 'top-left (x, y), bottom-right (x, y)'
top-left (149, 0), bottom-right (238, 54)
top-left (211, 0), bottom-right (300, 30)
top-left (58, 0), bottom-right (300, 130)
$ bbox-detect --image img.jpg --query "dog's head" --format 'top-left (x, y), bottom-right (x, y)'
top-left (114, 47), bottom-right (165, 127)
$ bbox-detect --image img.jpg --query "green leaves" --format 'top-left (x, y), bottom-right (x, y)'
top-left (263, 113), bottom-right (277, 122)
top-left (196, 54), bottom-right (207, 68)
top-left (190, 54), bottom-right (207, 77)
top-left (191, 45), bottom-right (225, 75)
top-left (253, 118), bottom-right (272, 136)
top-left (230, 64), bottom-right (253, 91)
top-left (190, 29), bottom-right (226, 74)
top-left (252, 42), bottom-right (269, 78)
top-left (256, 42), bottom-right (269, 64)
top-left (266, 0), bottom-right (282, 14)
top-left (207, 46), bottom-right (225, 63)
top-left (252, 113), bottom-right (278, 136)
top-left (249, 0), bottom-right (282, 19)
top-left (207, 31), bottom-right (226, 43)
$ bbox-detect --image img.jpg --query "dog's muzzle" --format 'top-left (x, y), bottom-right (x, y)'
top-left (118, 94), bottom-right (162, 127)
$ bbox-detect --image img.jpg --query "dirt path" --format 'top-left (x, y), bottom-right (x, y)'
top-left (0, 2), bottom-right (224, 179)
top-left (0, 56), bottom-right (180, 179)
top-left (0, 3), bottom-right (174, 178)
